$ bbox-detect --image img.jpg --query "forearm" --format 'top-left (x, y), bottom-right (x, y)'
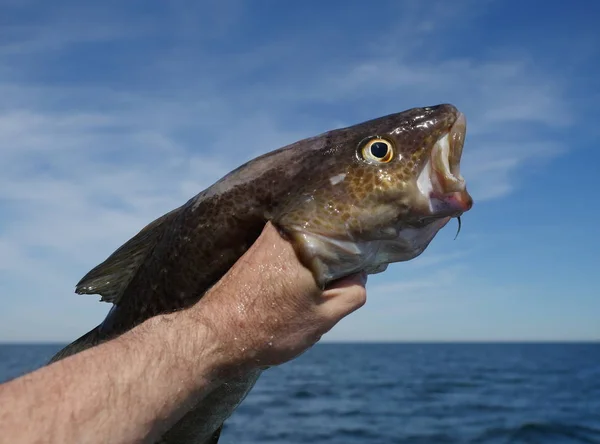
top-left (0, 312), bottom-right (225, 444)
top-left (0, 223), bottom-right (367, 444)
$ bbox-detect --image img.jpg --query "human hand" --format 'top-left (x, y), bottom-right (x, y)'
top-left (187, 222), bottom-right (367, 373)
top-left (0, 222), bottom-right (366, 444)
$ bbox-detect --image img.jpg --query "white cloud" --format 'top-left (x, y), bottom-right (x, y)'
top-left (0, 0), bottom-right (581, 341)
top-left (323, 264), bottom-right (468, 342)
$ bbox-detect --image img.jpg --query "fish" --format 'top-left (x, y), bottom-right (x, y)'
top-left (48, 103), bottom-right (473, 443)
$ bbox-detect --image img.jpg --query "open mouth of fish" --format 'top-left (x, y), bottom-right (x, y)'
top-left (417, 112), bottom-right (473, 218)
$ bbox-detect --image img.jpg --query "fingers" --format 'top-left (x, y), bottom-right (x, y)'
top-left (324, 272), bottom-right (368, 292)
top-left (320, 272), bottom-right (368, 322)
top-left (254, 224), bottom-right (369, 323)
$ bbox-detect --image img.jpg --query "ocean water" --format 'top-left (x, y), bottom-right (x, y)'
top-left (1, 343), bottom-right (599, 443)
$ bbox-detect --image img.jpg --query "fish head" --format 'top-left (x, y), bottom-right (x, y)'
top-left (273, 104), bottom-right (473, 286)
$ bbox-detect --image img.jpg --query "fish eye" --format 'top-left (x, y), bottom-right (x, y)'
top-left (361, 138), bottom-right (394, 163)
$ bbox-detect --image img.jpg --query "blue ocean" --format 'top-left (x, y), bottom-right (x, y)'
top-left (1, 343), bottom-right (599, 443)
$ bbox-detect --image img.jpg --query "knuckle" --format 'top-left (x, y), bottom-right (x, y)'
top-left (350, 286), bottom-right (367, 308)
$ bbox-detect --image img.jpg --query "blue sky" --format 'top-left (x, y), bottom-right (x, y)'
top-left (0, 0), bottom-right (598, 342)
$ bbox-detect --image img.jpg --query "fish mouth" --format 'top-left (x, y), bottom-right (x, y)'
top-left (416, 112), bottom-right (473, 217)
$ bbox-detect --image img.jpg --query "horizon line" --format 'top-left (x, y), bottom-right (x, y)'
top-left (1, 339), bottom-right (598, 345)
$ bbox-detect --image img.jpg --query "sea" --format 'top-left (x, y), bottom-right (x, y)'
top-left (1, 343), bottom-right (599, 443)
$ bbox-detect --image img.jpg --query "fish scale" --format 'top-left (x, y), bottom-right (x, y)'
top-left (49, 104), bottom-right (473, 444)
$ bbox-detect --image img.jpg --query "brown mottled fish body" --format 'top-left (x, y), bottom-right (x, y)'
top-left (49, 104), bottom-right (473, 443)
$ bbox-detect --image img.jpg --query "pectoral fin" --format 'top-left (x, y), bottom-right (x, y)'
top-left (76, 207), bottom-right (182, 304)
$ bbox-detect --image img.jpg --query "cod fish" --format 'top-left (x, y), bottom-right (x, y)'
top-left (49, 104), bottom-right (473, 443)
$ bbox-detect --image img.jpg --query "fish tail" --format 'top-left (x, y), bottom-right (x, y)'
top-left (48, 325), bottom-right (103, 364)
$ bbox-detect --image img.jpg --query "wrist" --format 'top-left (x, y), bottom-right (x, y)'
top-left (129, 312), bottom-right (219, 395)
top-left (149, 308), bottom-right (255, 386)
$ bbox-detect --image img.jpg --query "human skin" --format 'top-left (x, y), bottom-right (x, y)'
top-left (0, 223), bottom-right (367, 444)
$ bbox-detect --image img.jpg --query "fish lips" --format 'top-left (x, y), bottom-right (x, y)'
top-left (430, 189), bottom-right (473, 217)
top-left (416, 112), bottom-right (474, 219)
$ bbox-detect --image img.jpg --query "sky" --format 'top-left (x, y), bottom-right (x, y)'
top-left (0, 0), bottom-right (598, 342)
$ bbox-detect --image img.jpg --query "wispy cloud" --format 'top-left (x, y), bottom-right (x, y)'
top-left (0, 0), bottom-right (593, 341)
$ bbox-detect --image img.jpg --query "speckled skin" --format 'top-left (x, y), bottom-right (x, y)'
top-left (49, 104), bottom-right (470, 444)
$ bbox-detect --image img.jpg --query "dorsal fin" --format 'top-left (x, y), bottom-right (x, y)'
top-left (75, 207), bottom-right (182, 304)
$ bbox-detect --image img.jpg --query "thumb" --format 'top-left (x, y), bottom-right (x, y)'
top-left (320, 272), bottom-right (368, 324)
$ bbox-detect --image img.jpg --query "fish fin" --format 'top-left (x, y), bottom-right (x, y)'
top-left (207, 426), bottom-right (223, 444)
top-left (48, 325), bottom-right (103, 364)
top-left (364, 263), bottom-right (388, 274)
top-left (75, 207), bottom-right (182, 304)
